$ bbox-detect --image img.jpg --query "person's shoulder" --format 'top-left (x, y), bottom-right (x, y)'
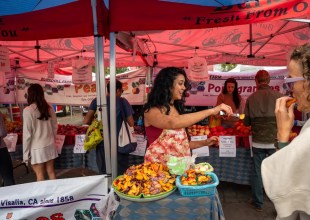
top-left (218, 93), bottom-right (225, 99)
top-left (24, 104), bottom-right (36, 111)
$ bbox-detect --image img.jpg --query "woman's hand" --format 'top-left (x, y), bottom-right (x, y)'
top-left (212, 103), bottom-right (233, 116)
top-left (206, 136), bottom-right (219, 146)
top-left (275, 96), bottom-right (295, 142)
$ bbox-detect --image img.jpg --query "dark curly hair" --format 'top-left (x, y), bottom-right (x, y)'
top-left (143, 67), bottom-right (191, 115)
top-left (223, 78), bottom-right (241, 109)
top-left (27, 84), bottom-right (51, 120)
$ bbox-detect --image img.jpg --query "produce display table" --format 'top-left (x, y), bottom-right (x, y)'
top-left (196, 147), bottom-right (253, 185)
top-left (10, 143), bottom-right (253, 185)
top-left (9, 144), bottom-right (99, 172)
top-left (114, 190), bottom-right (225, 220)
top-left (9, 144), bottom-right (23, 161)
top-left (54, 144), bottom-right (83, 169)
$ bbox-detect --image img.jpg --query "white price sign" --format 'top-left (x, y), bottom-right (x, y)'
top-left (3, 133), bottom-right (18, 152)
top-left (191, 135), bottom-right (209, 157)
top-left (74, 134), bottom-right (86, 153)
top-left (219, 136), bottom-right (236, 157)
top-left (130, 134), bottom-right (147, 156)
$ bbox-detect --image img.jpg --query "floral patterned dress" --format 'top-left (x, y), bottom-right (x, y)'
top-left (144, 128), bottom-right (191, 166)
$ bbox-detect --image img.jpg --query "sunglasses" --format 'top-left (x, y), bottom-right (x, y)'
top-left (282, 77), bottom-right (305, 91)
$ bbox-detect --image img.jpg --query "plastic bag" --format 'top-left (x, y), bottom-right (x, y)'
top-left (84, 119), bottom-right (103, 151)
top-left (166, 155), bottom-right (197, 175)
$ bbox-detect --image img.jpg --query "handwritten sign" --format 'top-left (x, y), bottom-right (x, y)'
top-left (74, 134), bottom-right (86, 153)
top-left (55, 135), bottom-right (65, 154)
top-left (47, 61), bottom-right (55, 78)
top-left (130, 134), bottom-right (147, 156)
top-left (219, 136), bottom-right (236, 157)
top-left (72, 58), bottom-right (92, 84)
top-left (3, 133), bottom-right (18, 152)
top-left (191, 135), bottom-right (209, 157)
top-left (0, 46), bottom-right (10, 72)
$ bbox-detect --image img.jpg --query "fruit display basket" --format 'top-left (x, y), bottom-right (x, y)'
top-left (176, 172), bottom-right (219, 197)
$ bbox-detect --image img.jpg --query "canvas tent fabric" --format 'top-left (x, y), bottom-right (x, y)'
top-left (0, 0), bottom-right (107, 41)
top-left (115, 17), bottom-right (310, 67)
top-left (109, 0), bottom-right (310, 31)
top-left (0, 37), bottom-right (146, 69)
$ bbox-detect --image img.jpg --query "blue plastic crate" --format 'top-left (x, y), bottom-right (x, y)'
top-left (176, 172), bottom-right (219, 197)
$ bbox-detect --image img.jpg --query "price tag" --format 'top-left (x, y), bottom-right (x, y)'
top-left (55, 135), bottom-right (65, 154)
top-left (130, 134), bottom-right (147, 156)
top-left (219, 136), bottom-right (236, 157)
top-left (47, 61), bottom-right (54, 78)
top-left (3, 133), bottom-right (18, 152)
top-left (74, 134), bottom-right (86, 153)
top-left (191, 135), bottom-right (209, 157)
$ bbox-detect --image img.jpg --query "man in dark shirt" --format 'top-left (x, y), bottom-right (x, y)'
top-left (244, 70), bottom-right (283, 211)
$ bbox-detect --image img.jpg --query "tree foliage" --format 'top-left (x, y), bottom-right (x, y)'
top-left (92, 66), bottom-right (129, 75)
top-left (220, 63), bottom-right (237, 72)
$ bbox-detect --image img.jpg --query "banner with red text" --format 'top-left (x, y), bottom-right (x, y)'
top-left (110, 0), bottom-right (310, 31)
top-left (189, 69), bottom-right (286, 106)
top-left (154, 68), bottom-right (287, 106)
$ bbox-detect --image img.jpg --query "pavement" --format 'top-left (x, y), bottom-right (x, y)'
top-left (3, 111), bottom-right (277, 220)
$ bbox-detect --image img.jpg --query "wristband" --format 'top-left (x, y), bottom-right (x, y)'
top-left (277, 141), bottom-right (289, 149)
top-left (294, 120), bottom-right (297, 126)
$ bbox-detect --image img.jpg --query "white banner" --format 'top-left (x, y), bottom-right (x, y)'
top-left (15, 66), bottom-right (147, 106)
top-left (0, 175), bottom-right (111, 219)
top-left (154, 67), bottom-right (287, 106)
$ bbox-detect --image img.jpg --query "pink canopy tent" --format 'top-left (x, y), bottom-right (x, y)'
top-left (115, 17), bottom-right (310, 67)
top-left (109, 0), bottom-right (310, 67)
top-left (1, 0), bottom-right (309, 181)
top-left (0, 37), bottom-right (146, 69)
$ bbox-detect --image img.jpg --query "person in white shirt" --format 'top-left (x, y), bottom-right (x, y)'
top-left (23, 84), bottom-right (58, 181)
top-left (262, 43), bottom-right (310, 220)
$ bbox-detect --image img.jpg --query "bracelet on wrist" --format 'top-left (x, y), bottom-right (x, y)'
top-left (274, 138), bottom-right (289, 149)
top-left (278, 141), bottom-right (289, 149)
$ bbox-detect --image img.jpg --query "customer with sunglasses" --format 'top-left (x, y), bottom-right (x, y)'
top-left (243, 69), bottom-right (283, 212)
top-left (262, 43), bottom-right (310, 220)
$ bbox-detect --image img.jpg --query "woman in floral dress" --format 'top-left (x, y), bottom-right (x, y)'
top-left (143, 67), bottom-right (233, 165)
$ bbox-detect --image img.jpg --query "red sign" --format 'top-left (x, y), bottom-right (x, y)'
top-left (110, 0), bottom-right (310, 31)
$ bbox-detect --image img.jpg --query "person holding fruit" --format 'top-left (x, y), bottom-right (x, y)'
top-left (0, 112), bottom-right (15, 186)
top-left (143, 67), bottom-right (233, 166)
top-left (83, 80), bottom-right (135, 175)
top-left (23, 84), bottom-right (58, 181)
top-left (261, 43), bottom-right (310, 220)
top-left (243, 70), bottom-right (283, 212)
top-left (215, 77), bottom-right (244, 128)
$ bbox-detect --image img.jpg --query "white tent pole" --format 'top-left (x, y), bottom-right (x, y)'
top-left (91, 0), bottom-right (112, 185)
top-left (109, 32), bottom-right (117, 181)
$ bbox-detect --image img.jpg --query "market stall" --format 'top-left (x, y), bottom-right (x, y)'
top-left (114, 190), bottom-right (224, 220)
top-left (112, 162), bottom-right (225, 219)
